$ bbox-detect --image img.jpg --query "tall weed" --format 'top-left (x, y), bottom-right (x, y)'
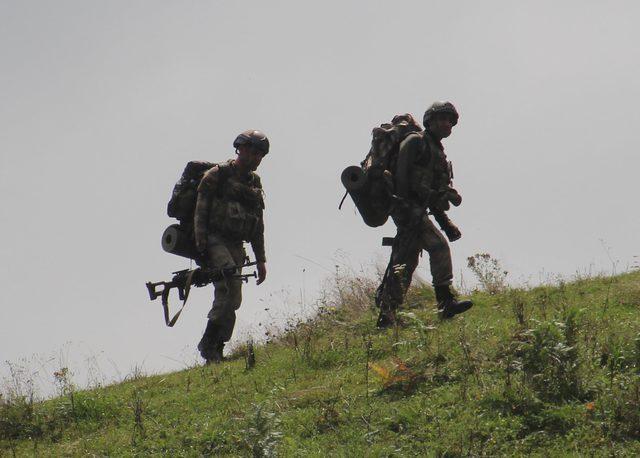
top-left (242, 403), bottom-right (282, 457)
top-left (467, 253), bottom-right (508, 294)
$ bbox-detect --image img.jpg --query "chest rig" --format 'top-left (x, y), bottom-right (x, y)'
top-left (210, 162), bottom-right (264, 240)
top-left (422, 132), bottom-right (452, 191)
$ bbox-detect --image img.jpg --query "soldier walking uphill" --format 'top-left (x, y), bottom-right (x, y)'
top-left (194, 130), bottom-right (269, 363)
top-left (377, 102), bottom-right (473, 328)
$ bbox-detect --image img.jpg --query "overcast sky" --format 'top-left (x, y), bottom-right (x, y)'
top-left (1, 0), bottom-right (639, 395)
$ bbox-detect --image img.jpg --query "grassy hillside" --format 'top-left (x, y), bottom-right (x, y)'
top-left (3, 269), bottom-right (640, 456)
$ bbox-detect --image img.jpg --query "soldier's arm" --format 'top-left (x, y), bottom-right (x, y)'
top-left (250, 217), bottom-right (266, 264)
top-left (249, 216), bottom-right (267, 284)
top-left (248, 175), bottom-right (267, 264)
top-left (194, 165), bottom-right (221, 252)
top-left (397, 134), bottom-right (433, 205)
top-left (394, 134), bottom-right (417, 199)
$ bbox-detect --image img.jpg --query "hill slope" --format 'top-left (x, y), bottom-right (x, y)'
top-left (3, 271), bottom-right (640, 456)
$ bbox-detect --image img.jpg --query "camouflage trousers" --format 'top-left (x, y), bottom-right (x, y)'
top-left (200, 234), bottom-right (246, 349)
top-left (378, 215), bottom-right (453, 313)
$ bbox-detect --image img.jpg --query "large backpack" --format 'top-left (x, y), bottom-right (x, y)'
top-left (167, 161), bottom-right (216, 222)
top-left (340, 113), bottom-right (423, 227)
top-left (162, 161), bottom-right (231, 262)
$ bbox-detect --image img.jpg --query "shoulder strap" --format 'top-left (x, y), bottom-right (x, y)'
top-left (161, 270), bottom-right (196, 327)
top-left (216, 160), bottom-right (230, 174)
top-left (207, 161), bottom-right (234, 197)
top-left (248, 172), bottom-right (262, 188)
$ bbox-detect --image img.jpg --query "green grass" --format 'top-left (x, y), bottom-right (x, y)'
top-left (3, 270), bottom-right (640, 456)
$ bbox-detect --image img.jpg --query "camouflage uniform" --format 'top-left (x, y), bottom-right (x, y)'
top-left (193, 159), bottom-right (266, 360)
top-left (377, 129), bottom-right (455, 317)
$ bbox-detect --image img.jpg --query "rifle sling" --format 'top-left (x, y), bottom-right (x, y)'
top-left (162, 269), bottom-right (197, 327)
top-left (338, 189), bottom-right (348, 210)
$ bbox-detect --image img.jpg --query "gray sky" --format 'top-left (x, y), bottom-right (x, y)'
top-left (1, 1), bottom-right (639, 394)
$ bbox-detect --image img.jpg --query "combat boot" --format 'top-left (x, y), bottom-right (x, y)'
top-left (206, 342), bottom-right (225, 364)
top-left (376, 308), bottom-right (397, 329)
top-left (199, 341), bottom-right (224, 364)
top-left (434, 285), bottom-right (473, 319)
top-left (198, 320), bottom-right (224, 363)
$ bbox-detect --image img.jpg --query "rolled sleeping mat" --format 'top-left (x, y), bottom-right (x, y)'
top-left (340, 165), bottom-right (392, 228)
top-left (161, 224), bottom-right (199, 260)
top-left (341, 165), bottom-right (367, 192)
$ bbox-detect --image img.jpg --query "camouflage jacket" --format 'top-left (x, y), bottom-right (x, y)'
top-left (394, 129), bottom-right (455, 214)
top-left (194, 159), bottom-right (266, 263)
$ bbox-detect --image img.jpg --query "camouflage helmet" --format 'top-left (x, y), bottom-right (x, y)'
top-left (233, 130), bottom-right (270, 155)
top-left (423, 101), bottom-right (459, 127)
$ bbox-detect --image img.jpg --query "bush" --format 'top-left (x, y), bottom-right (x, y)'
top-left (511, 313), bottom-right (583, 402)
top-left (0, 395), bottom-right (43, 444)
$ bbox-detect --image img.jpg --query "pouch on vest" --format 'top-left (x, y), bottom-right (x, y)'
top-left (218, 201), bottom-right (260, 241)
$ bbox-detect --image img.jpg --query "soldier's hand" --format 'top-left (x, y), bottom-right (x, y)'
top-left (256, 262), bottom-right (267, 285)
top-left (444, 223), bottom-right (462, 242)
top-left (447, 189), bottom-right (462, 207)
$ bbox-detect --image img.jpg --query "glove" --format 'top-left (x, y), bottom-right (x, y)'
top-left (447, 189), bottom-right (462, 207)
top-left (443, 222), bottom-right (462, 242)
top-left (432, 210), bottom-right (462, 242)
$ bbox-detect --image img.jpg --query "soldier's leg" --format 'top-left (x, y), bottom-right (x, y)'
top-left (377, 225), bottom-right (421, 328)
top-left (198, 235), bottom-right (244, 362)
top-left (420, 217), bottom-right (453, 287)
top-left (420, 217), bottom-right (472, 318)
top-left (211, 243), bottom-right (246, 343)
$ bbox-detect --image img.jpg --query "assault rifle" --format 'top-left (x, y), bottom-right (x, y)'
top-left (145, 259), bottom-right (257, 327)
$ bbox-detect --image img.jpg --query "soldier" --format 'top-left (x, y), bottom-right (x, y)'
top-left (193, 130), bottom-right (269, 363)
top-left (376, 102), bottom-right (473, 328)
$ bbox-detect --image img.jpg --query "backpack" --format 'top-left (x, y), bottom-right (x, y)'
top-left (162, 161), bottom-right (231, 261)
top-left (340, 113), bottom-right (423, 227)
top-left (167, 161), bottom-right (216, 222)
top-left (362, 113), bottom-right (423, 175)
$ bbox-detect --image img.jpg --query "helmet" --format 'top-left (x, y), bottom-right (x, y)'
top-left (233, 130), bottom-right (270, 155)
top-left (423, 101), bottom-right (459, 127)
